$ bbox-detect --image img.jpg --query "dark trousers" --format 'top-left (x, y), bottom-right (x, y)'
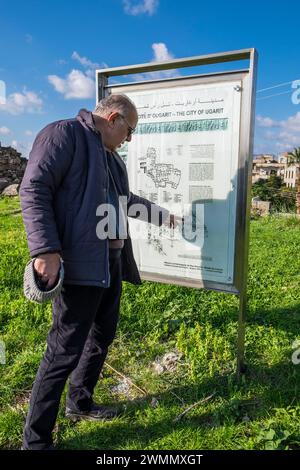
top-left (23, 251), bottom-right (122, 450)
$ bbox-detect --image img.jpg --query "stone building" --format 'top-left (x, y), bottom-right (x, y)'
top-left (283, 164), bottom-right (300, 188)
top-left (252, 155), bottom-right (285, 184)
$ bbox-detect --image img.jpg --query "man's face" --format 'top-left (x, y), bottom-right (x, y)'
top-left (105, 109), bottom-right (138, 152)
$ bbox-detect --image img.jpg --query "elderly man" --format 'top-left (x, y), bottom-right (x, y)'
top-left (20, 94), bottom-right (176, 450)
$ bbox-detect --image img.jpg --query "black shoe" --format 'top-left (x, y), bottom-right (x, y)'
top-left (65, 402), bottom-right (120, 422)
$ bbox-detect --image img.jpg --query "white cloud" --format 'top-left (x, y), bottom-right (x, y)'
top-left (152, 42), bottom-right (173, 62)
top-left (123, 0), bottom-right (158, 16)
top-left (263, 130), bottom-right (276, 140)
top-left (274, 130), bottom-right (300, 151)
top-left (0, 89), bottom-right (43, 115)
top-left (132, 42), bottom-right (179, 82)
top-left (72, 51), bottom-right (101, 70)
top-left (22, 141), bottom-right (34, 158)
top-left (72, 52), bottom-right (107, 77)
top-left (48, 69), bottom-right (95, 99)
top-left (0, 126), bottom-right (10, 135)
top-left (281, 112), bottom-right (300, 133)
top-left (256, 111), bottom-right (300, 152)
top-left (25, 130), bottom-right (33, 136)
top-left (48, 52), bottom-right (108, 100)
top-left (7, 139), bottom-right (33, 158)
top-left (0, 80), bottom-right (6, 105)
top-left (256, 115), bottom-right (279, 128)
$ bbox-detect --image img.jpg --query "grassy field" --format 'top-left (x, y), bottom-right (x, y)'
top-left (0, 196), bottom-right (299, 450)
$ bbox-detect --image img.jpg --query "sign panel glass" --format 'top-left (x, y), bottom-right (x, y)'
top-left (120, 80), bottom-right (242, 286)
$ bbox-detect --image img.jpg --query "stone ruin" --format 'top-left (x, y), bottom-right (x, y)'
top-left (0, 144), bottom-right (27, 195)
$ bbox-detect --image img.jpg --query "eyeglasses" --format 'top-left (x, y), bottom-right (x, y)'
top-left (119, 114), bottom-right (136, 138)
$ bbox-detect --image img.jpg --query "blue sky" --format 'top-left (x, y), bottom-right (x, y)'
top-left (0, 0), bottom-right (299, 157)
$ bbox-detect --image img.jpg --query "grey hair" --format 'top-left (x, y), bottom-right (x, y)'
top-left (94, 94), bottom-right (137, 118)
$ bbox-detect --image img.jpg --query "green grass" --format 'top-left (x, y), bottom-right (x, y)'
top-left (0, 196), bottom-right (299, 450)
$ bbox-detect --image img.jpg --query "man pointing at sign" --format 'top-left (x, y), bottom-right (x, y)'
top-left (20, 94), bottom-right (179, 450)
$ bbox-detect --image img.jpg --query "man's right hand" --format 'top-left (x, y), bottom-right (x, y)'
top-left (33, 253), bottom-right (61, 290)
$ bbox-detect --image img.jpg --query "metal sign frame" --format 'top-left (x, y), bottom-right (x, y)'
top-left (96, 49), bottom-right (258, 374)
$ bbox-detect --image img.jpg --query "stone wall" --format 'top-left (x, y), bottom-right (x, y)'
top-left (0, 145), bottom-right (27, 193)
top-left (251, 199), bottom-right (271, 216)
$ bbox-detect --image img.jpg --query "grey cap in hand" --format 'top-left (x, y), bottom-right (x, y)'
top-left (23, 257), bottom-right (64, 304)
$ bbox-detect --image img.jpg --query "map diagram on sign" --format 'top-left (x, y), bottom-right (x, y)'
top-left (146, 223), bottom-right (185, 257)
top-left (139, 147), bottom-right (181, 189)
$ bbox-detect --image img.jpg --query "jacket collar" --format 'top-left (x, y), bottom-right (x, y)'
top-left (76, 108), bottom-right (102, 137)
top-left (76, 109), bottom-right (126, 173)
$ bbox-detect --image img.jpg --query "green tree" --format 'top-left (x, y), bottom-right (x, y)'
top-left (252, 177), bottom-right (295, 212)
top-left (287, 147), bottom-right (300, 214)
top-left (266, 174), bottom-right (282, 190)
